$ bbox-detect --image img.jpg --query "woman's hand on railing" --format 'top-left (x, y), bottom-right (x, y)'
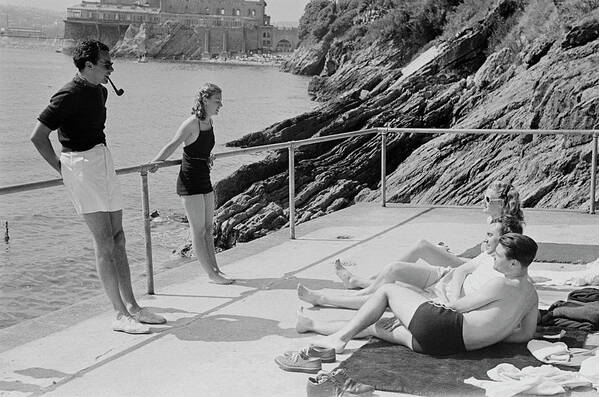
top-left (148, 161), bottom-right (163, 173)
top-left (208, 154), bottom-right (215, 170)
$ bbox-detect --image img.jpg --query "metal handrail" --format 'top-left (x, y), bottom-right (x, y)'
top-left (2, 128), bottom-right (597, 294)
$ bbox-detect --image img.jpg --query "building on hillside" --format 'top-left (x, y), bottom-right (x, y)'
top-left (64, 0), bottom-right (299, 56)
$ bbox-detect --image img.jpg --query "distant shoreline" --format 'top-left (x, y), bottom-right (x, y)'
top-left (140, 57), bottom-right (287, 68)
top-left (0, 36), bottom-right (290, 67)
top-left (0, 36), bottom-right (62, 51)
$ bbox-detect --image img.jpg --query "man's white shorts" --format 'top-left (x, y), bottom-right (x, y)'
top-left (60, 144), bottom-right (123, 214)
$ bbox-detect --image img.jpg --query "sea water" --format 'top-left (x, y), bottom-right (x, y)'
top-left (0, 46), bottom-right (315, 329)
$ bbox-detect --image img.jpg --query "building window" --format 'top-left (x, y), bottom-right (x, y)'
top-left (251, 9), bottom-right (256, 17)
top-left (205, 7), bottom-right (210, 14)
top-left (234, 9), bottom-right (240, 16)
top-left (219, 8), bottom-right (225, 15)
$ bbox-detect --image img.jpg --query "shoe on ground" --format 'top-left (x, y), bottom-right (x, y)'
top-left (307, 368), bottom-right (375, 397)
top-left (132, 308), bottom-right (166, 324)
top-left (274, 350), bottom-right (322, 374)
top-left (112, 314), bottom-right (151, 334)
top-left (284, 346), bottom-right (336, 363)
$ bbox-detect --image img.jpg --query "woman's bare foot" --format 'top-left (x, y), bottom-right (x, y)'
top-left (334, 259), bottom-right (366, 289)
top-left (295, 307), bottom-right (314, 333)
top-left (297, 284), bottom-right (324, 306)
top-left (311, 335), bottom-right (347, 354)
top-left (209, 274), bottom-right (235, 285)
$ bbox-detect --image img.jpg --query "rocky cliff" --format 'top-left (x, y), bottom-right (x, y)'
top-left (180, 0), bottom-right (599, 252)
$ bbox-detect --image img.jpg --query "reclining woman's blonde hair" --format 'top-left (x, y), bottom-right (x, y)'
top-left (488, 181), bottom-right (524, 223)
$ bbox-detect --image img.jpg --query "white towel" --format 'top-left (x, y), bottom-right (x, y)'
top-left (527, 340), bottom-right (571, 364)
top-left (527, 340), bottom-right (598, 367)
top-left (464, 363), bottom-right (592, 396)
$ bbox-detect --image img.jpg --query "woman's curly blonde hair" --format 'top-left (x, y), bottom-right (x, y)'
top-left (488, 180), bottom-right (524, 223)
top-left (191, 83), bottom-right (222, 120)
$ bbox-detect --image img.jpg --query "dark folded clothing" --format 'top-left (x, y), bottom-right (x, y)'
top-left (568, 287), bottom-right (599, 303)
top-left (540, 316), bottom-right (594, 332)
top-left (539, 300), bottom-right (599, 331)
top-left (553, 302), bottom-right (599, 325)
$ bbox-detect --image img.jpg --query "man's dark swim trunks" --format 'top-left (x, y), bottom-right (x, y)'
top-left (408, 301), bottom-right (466, 356)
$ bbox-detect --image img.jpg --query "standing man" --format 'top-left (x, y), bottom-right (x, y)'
top-left (31, 39), bottom-right (165, 334)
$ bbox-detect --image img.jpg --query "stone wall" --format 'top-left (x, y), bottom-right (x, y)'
top-left (64, 21), bottom-right (127, 47)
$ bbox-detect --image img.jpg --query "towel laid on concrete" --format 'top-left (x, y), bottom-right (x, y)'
top-left (335, 329), bottom-right (587, 396)
top-left (464, 363), bottom-right (592, 397)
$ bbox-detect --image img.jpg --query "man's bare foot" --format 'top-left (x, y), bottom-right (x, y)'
top-left (311, 335), bottom-right (347, 354)
top-left (297, 284), bottom-right (324, 306)
top-left (334, 259), bottom-right (364, 289)
top-left (295, 307), bottom-right (314, 333)
top-left (209, 274), bottom-right (235, 285)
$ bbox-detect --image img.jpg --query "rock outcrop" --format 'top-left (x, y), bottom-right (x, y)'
top-left (112, 22), bottom-right (205, 59)
top-left (180, 0), bottom-right (598, 252)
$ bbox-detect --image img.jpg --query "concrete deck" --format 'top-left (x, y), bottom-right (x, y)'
top-left (1, 204), bottom-right (598, 397)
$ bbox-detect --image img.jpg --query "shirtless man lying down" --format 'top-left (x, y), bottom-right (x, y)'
top-left (308, 233), bottom-right (539, 356)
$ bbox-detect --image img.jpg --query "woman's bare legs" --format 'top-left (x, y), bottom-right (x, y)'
top-left (182, 194), bottom-right (233, 285)
top-left (311, 284), bottom-right (428, 353)
top-left (201, 192), bottom-right (232, 279)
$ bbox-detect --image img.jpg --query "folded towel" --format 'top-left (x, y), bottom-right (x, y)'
top-left (527, 340), bottom-right (597, 367)
top-left (527, 340), bottom-right (571, 364)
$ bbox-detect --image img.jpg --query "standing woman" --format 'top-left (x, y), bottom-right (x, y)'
top-left (150, 83), bottom-right (233, 284)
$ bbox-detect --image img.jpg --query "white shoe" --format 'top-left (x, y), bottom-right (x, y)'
top-left (112, 314), bottom-right (151, 334)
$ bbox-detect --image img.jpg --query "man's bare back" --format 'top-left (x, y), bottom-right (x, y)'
top-left (462, 276), bottom-right (538, 350)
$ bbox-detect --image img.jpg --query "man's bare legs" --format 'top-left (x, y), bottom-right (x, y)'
top-left (299, 260), bottom-right (441, 310)
top-left (335, 240), bottom-right (465, 291)
top-left (298, 284), bottom-right (369, 309)
top-left (182, 194), bottom-right (233, 285)
top-left (334, 259), bottom-right (370, 289)
top-left (311, 284), bottom-right (429, 353)
top-left (107, 210), bottom-right (142, 313)
top-left (83, 211), bottom-right (134, 316)
top-left (296, 308), bottom-right (410, 345)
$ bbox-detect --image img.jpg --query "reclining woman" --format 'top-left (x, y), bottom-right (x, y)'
top-left (309, 233), bottom-right (539, 356)
top-left (332, 180), bottom-right (524, 294)
top-left (298, 214), bottom-right (522, 310)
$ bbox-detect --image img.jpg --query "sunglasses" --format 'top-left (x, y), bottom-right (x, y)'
top-left (98, 61), bottom-right (114, 69)
top-left (484, 196), bottom-right (503, 203)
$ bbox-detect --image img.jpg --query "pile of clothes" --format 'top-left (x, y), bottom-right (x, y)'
top-left (539, 288), bottom-right (599, 332)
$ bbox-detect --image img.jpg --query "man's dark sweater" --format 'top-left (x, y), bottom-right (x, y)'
top-left (38, 75), bottom-right (108, 152)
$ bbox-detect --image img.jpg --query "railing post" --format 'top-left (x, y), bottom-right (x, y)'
top-left (381, 128), bottom-right (387, 207)
top-left (140, 170), bottom-right (155, 294)
top-left (288, 142), bottom-right (296, 239)
top-left (591, 133), bottom-right (598, 215)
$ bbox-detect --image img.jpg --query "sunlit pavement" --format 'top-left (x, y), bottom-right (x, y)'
top-left (1, 203), bottom-right (597, 397)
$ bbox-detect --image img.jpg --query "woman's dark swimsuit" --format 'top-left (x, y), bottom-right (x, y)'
top-left (176, 120), bottom-right (214, 196)
top-left (408, 301), bottom-right (466, 356)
